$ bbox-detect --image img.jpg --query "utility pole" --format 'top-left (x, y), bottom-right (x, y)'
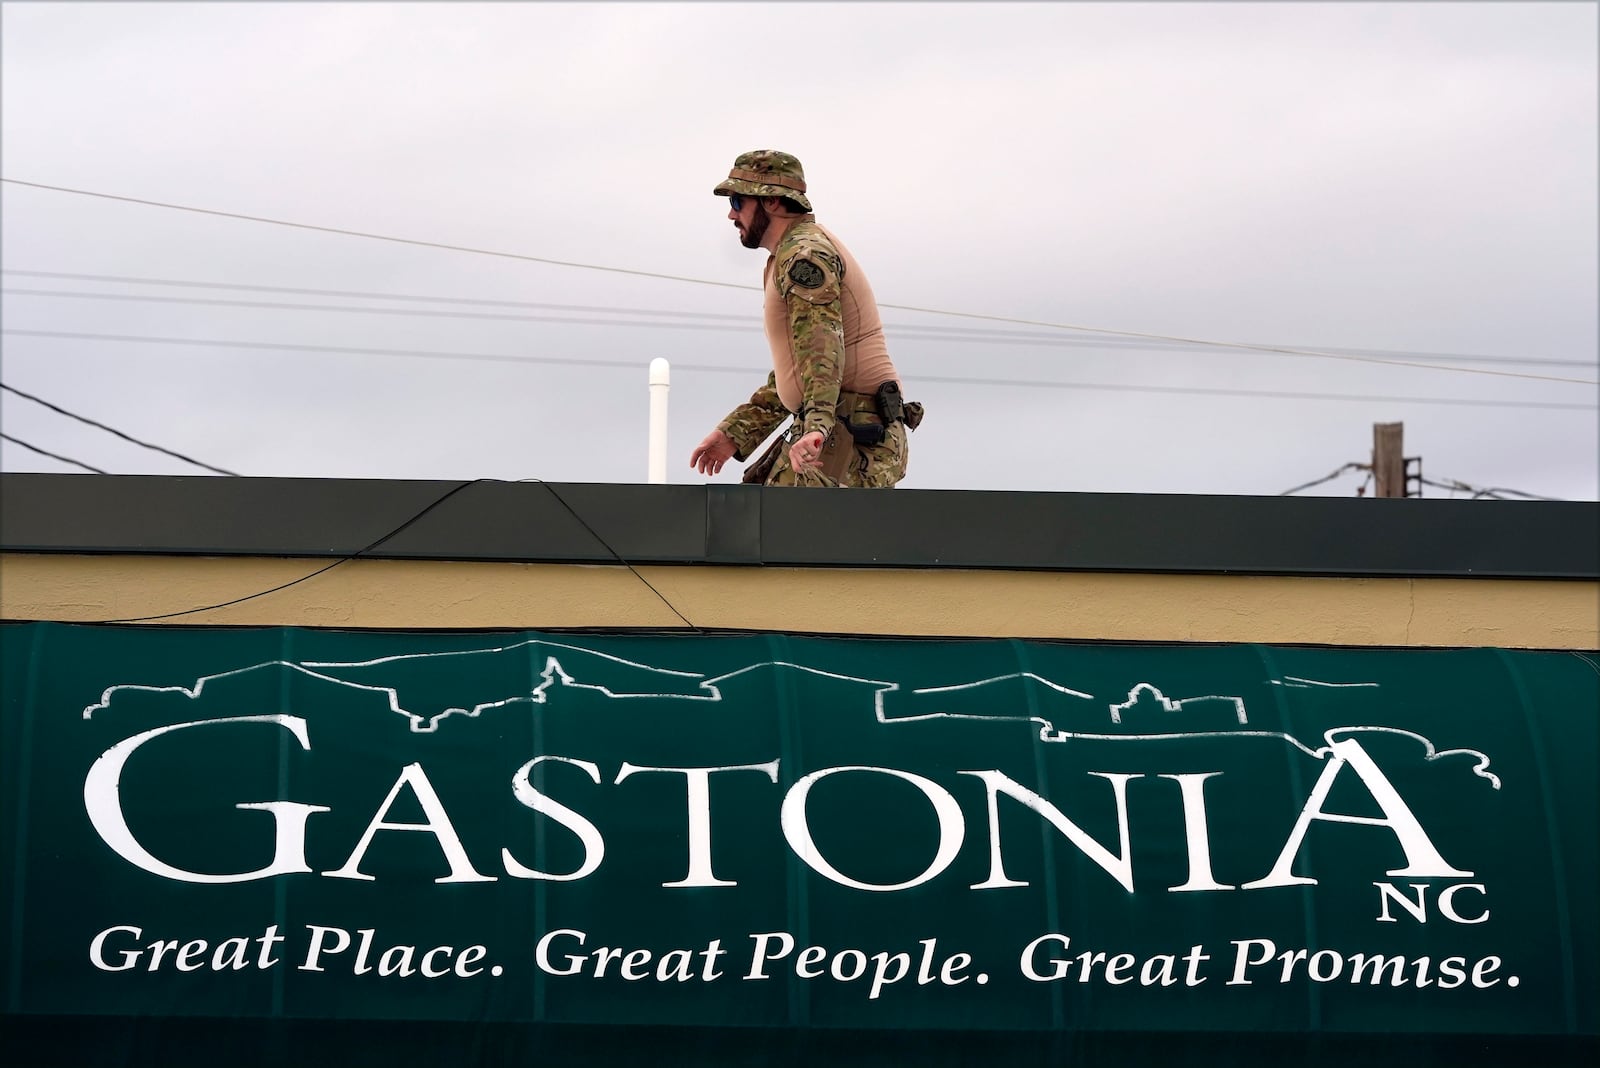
top-left (1372, 422), bottom-right (1409, 498)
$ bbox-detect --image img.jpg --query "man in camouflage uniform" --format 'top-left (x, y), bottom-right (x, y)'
top-left (689, 150), bottom-right (922, 488)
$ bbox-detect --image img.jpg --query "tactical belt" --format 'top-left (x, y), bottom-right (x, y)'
top-left (789, 390), bottom-right (875, 443)
top-left (802, 383), bottom-right (924, 446)
top-left (746, 383), bottom-right (926, 485)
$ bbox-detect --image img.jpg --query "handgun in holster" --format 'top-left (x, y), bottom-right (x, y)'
top-left (846, 380), bottom-right (919, 446)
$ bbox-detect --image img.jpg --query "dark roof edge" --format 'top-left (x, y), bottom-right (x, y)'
top-left (3, 473), bottom-right (1596, 579)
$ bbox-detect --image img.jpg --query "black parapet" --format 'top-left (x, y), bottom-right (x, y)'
top-left (2, 473), bottom-right (1595, 579)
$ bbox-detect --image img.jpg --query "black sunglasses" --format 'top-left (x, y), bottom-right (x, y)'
top-left (728, 194), bottom-right (745, 211)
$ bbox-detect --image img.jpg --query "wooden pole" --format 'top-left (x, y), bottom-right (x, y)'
top-left (1373, 422), bottom-right (1405, 498)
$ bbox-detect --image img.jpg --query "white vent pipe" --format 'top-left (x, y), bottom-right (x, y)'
top-left (647, 358), bottom-right (670, 484)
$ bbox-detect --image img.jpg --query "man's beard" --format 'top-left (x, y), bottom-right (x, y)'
top-left (740, 203), bottom-right (770, 249)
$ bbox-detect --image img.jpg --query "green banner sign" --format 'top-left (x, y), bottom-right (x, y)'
top-left (2, 623), bottom-right (1595, 1058)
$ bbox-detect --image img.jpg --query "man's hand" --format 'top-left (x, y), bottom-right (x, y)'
top-left (690, 429), bottom-right (737, 476)
top-left (788, 430), bottom-right (826, 473)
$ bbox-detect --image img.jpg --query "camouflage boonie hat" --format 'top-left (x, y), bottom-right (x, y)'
top-left (713, 149), bottom-right (812, 211)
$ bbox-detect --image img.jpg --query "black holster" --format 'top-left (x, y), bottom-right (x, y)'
top-left (846, 381), bottom-right (923, 444)
top-left (741, 436), bottom-right (784, 484)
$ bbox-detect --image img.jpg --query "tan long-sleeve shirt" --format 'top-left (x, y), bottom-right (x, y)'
top-left (762, 220), bottom-right (900, 419)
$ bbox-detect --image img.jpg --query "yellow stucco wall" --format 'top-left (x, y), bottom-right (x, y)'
top-left (3, 552), bottom-right (1594, 649)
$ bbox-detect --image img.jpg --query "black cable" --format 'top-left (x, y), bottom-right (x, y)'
top-left (906, 372), bottom-right (1592, 412)
top-left (1480, 487), bottom-right (1566, 502)
top-left (1281, 470), bottom-right (1566, 502)
top-left (3, 329), bottom-right (675, 372)
top-left (89, 479), bottom-right (485, 623)
top-left (15, 282), bottom-right (1591, 367)
top-left (1417, 475), bottom-right (1564, 502)
top-left (83, 477), bottom-right (700, 630)
top-left (0, 178), bottom-right (757, 293)
top-left (0, 285), bottom-right (1199, 349)
top-left (8, 268), bottom-right (1590, 368)
top-left (0, 431), bottom-right (108, 473)
top-left (2, 269), bottom-right (753, 320)
top-left (6, 329), bottom-right (1591, 412)
top-left (0, 284), bottom-right (1265, 352)
top-left (1418, 476), bottom-right (1479, 498)
top-left (1, 381), bottom-right (239, 476)
top-left (2, 178), bottom-right (1590, 386)
top-left (1278, 462), bottom-right (1367, 496)
top-left (2, 286), bottom-right (760, 333)
top-left (519, 479), bottom-right (699, 633)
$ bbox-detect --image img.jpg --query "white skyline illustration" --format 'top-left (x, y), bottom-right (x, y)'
top-left (79, 640), bottom-right (1500, 788)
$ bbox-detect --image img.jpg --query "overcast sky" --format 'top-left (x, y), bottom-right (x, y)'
top-left (2, 1), bottom-right (1595, 499)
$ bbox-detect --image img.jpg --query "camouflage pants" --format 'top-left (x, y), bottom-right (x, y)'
top-left (765, 422), bottom-right (909, 488)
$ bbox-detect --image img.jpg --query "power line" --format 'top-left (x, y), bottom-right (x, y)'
top-left (3, 328), bottom-right (674, 371)
top-left (1, 380), bottom-right (239, 475)
top-left (0, 431), bottom-right (108, 473)
top-left (906, 370), bottom-right (1592, 411)
top-left (1478, 487), bottom-right (1565, 502)
top-left (28, 283), bottom-right (1523, 360)
top-left (2, 286), bottom-right (761, 333)
top-left (883, 307), bottom-right (1596, 386)
top-left (6, 268), bottom-right (1590, 369)
top-left (2, 269), bottom-right (750, 323)
top-left (5, 329), bottom-right (1594, 412)
top-left (1279, 464), bottom-right (1567, 501)
top-left (0, 269), bottom-right (1189, 351)
top-left (1278, 462), bottom-right (1367, 496)
top-left (0, 178), bottom-right (756, 293)
top-left (5, 284), bottom-right (1220, 351)
top-left (4, 177), bottom-right (1592, 386)
top-left (18, 285), bottom-right (1593, 390)
top-left (1417, 475), bottom-right (1565, 502)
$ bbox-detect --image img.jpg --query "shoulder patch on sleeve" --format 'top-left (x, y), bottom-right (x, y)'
top-left (775, 234), bottom-right (842, 304)
top-left (788, 259), bottom-right (825, 289)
